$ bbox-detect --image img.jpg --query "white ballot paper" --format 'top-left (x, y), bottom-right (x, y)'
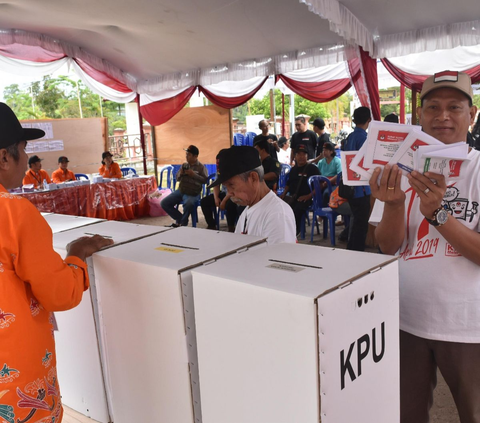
top-left (363, 121), bottom-right (414, 168)
top-left (349, 142), bottom-right (373, 180)
top-left (414, 143), bottom-right (470, 181)
top-left (341, 151), bottom-right (370, 186)
top-left (389, 128), bottom-right (443, 175)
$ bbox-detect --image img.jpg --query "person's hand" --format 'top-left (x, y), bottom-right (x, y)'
top-left (297, 194), bottom-right (311, 202)
top-left (407, 171), bottom-right (446, 219)
top-left (369, 164), bottom-right (405, 206)
top-left (66, 235), bottom-right (114, 262)
top-left (185, 169), bottom-right (195, 177)
top-left (219, 196), bottom-right (229, 211)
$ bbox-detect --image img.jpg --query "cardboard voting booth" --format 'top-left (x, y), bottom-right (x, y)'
top-left (92, 227), bottom-right (267, 423)
top-left (192, 243), bottom-right (400, 423)
top-left (52, 221), bottom-right (170, 423)
top-left (43, 213), bottom-right (104, 233)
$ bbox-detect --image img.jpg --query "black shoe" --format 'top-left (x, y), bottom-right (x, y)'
top-left (167, 223), bottom-right (180, 228)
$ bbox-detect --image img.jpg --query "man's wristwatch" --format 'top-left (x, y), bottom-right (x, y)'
top-left (425, 208), bottom-right (449, 226)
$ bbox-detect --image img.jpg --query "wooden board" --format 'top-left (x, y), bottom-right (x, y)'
top-left (22, 117), bottom-right (108, 176)
top-left (154, 105), bottom-right (232, 165)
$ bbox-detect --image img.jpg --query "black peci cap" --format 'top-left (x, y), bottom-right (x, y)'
top-left (208, 146), bottom-right (261, 188)
top-left (0, 102), bottom-right (45, 149)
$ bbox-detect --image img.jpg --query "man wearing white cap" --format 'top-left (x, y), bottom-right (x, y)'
top-left (369, 71), bottom-right (479, 422)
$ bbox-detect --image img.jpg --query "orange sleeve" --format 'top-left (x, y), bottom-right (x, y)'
top-left (23, 171), bottom-right (36, 186)
top-left (99, 165), bottom-right (105, 176)
top-left (112, 162), bottom-right (123, 179)
top-left (51, 169), bottom-right (62, 183)
top-left (41, 169), bottom-right (52, 184)
top-left (12, 200), bottom-right (89, 311)
top-left (68, 170), bottom-right (76, 181)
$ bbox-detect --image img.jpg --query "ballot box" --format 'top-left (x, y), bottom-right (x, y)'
top-left (52, 221), bottom-right (170, 423)
top-left (192, 243), bottom-right (400, 423)
top-left (92, 227), bottom-right (267, 423)
top-left (43, 212), bottom-right (104, 233)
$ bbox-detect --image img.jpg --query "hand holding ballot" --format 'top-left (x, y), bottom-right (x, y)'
top-left (343, 120), bottom-right (471, 186)
top-left (369, 164), bottom-right (405, 205)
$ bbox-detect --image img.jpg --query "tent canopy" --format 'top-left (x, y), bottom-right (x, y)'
top-left (0, 0), bottom-right (478, 92)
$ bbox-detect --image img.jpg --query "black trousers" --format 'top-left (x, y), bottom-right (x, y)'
top-left (200, 192), bottom-right (238, 228)
top-left (347, 194), bottom-right (370, 251)
top-left (291, 199), bottom-right (312, 235)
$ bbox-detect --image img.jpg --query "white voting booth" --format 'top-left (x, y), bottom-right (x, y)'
top-left (92, 227), bottom-right (267, 423)
top-left (43, 213), bottom-right (104, 233)
top-left (192, 243), bottom-right (400, 423)
top-left (52, 221), bottom-right (170, 423)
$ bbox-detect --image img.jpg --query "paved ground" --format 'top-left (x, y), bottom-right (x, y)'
top-left (129, 211), bottom-right (460, 422)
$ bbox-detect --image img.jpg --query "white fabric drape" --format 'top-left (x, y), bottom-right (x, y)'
top-left (386, 44), bottom-right (480, 75)
top-left (0, 54), bottom-right (68, 77)
top-left (0, 29), bottom-right (137, 91)
top-left (281, 61), bottom-right (349, 82)
top-left (70, 61), bottom-right (136, 103)
top-left (139, 86), bottom-right (194, 107)
top-left (375, 20), bottom-right (480, 59)
top-left (299, 0), bottom-right (374, 54)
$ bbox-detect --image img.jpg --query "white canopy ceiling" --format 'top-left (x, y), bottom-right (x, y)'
top-left (0, 0), bottom-right (479, 93)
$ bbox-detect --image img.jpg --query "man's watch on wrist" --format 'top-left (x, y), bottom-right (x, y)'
top-left (425, 207), bottom-right (449, 226)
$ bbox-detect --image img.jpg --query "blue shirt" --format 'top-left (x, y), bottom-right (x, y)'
top-left (317, 156), bottom-right (341, 177)
top-left (344, 126), bottom-right (371, 198)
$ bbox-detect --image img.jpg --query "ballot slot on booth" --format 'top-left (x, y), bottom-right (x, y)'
top-left (52, 221), bottom-right (171, 423)
top-left (92, 227), bottom-right (267, 423)
top-left (191, 243), bottom-right (400, 423)
top-left (43, 212), bottom-right (105, 234)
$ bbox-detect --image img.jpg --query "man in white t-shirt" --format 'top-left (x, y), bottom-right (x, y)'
top-left (369, 71), bottom-right (479, 423)
top-left (208, 146), bottom-right (296, 244)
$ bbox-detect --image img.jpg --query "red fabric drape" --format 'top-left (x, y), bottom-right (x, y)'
top-left (277, 75), bottom-right (352, 103)
top-left (0, 44), bottom-right (65, 62)
top-left (19, 177), bottom-right (156, 220)
top-left (140, 86), bottom-right (196, 126)
top-left (199, 77), bottom-right (268, 109)
top-left (359, 47), bottom-right (381, 121)
top-left (74, 58), bottom-right (132, 93)
top-left (381, 58), bottom-right (480, 92)
top-left (347, 56), bottom-right (370, 108)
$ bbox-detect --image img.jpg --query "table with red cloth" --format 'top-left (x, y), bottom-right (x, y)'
top-left (18, 176), bottom-right (157, 220)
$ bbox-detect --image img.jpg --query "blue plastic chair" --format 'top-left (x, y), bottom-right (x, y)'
top-left (204, 164), bottom-right (217, 178)
top-left (75, 173), bottom-right (89, 180)
top-left (233, 133), bottom-right (244, 146)
top-left (308, 175), bottom-right (337, 245)
top-left (120, 167), bottom-right (137, 177)
top-left (277, 164), bottom-right (291, 196)
top-left (244, 132), bottom-right (257, 147)
top-left (172, 164), bottom-right (182, 189)
top-left (158, 165), bottom-right (174, 189)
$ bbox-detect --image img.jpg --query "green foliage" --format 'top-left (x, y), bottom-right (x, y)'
top-left (3, 75), bottom-right (126, 134)
top-left (233, 89), bottom-right (353, 124)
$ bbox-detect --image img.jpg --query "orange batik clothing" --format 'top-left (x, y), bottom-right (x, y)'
top-left (98, 162), bottom-right (122, 179)
top-left (51, 168), bottom-right (76, 184)
top-left (0, 184), bottom-right (89, 423)
top-left (22, 169), bottom-right (51, 188)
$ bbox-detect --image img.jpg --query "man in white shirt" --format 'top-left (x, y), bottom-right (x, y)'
top-left (208, 146), bottom-right (296, 244)
top-left (369, 71), bottom-right (480, 423)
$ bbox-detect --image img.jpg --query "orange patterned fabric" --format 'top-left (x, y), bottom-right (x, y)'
top-left (0, 184), bottom-right (89, 423)
top-left (98, 162), bottom-right (122, 179)
top-left (22, 169), bottom-right (51, 188)
top-left (51, 168), bottom-right (76, 183)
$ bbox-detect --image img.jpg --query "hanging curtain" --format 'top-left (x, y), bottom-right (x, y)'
top-left (346, 45), bottom-right (380, 120)
top-left (199, 77), bottom-right (268, 109)
top-left (276, 62), bottom-right (352, 102)
top-left (139, 86), bottom-right (196, 126)
top-left (381, 58), bottom-right (480, 92)
top-left (359, 47), bottom-right (381, 121)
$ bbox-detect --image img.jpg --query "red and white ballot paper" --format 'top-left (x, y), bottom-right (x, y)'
top-left (342, 121), bottom-right (470, 185)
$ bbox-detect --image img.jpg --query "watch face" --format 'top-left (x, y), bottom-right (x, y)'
top-left (436, 209), bottom-right (449, 225)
